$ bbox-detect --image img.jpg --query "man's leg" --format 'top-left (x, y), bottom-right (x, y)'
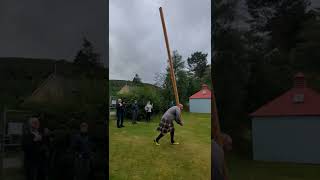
top-left (170, 130), bottom-right (179, 145)
top-left (155, 133), bottom-right (164, 143)
top-left (132, 112), bottom-right (137, 124)
top-left (116, 114), bottom-right (120, 128)
top-left (170, 130), bottom-right (175, 143)
top-left (120, 113), bottom-right (124, 127)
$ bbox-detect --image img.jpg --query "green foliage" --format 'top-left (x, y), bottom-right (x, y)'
top-left (187, 52), bottom-right (208, 79)
top-left (109, 80), bottom-right (158, 97)
top-left (74, 37), bottom-right (101, 67)
top-left (156, 50), bottom-right (211, 108)
top-left (213, 0), bottom-right (320, 148)
top-left (246, 0), bottom-right (310, 51)
top-left (117, 86), bottom-right (165, 119)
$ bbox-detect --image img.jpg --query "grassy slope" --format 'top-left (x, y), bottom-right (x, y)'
top-left (109, 112), bottom-right (211, 180)
top-left (0, 57), bottom-right (107, 107)
top-left (227, 153), bottom-right (320, 180)
top-left (109, 80), bottom-right (160, 97)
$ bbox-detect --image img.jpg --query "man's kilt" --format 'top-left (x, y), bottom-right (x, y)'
top-left (156, 117), bottom-right (174, 134)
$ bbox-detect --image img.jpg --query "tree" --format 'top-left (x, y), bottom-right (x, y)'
top-left (291, 9), bottom-right (320, 89)
top-left (132, 74), bottom-right (142, 85)
top-left (187, 51), bottom-right (208, 79)
top-left (74, 37), bottom-right (101, 67)
top-left (155, 50), bottom-right (193, 106)
top-left (246, 0), bottom-right (310, 52)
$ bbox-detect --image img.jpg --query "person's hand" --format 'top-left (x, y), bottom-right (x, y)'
top-left (180, 121), bottom-right (184, 126)
top-left (33, 134), bottom-right (42, 142)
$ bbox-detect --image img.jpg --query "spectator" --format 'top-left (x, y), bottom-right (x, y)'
top-left (170, 101), bottom-right (174, 108)
top-left (22, 116), bottom-right (46, 180)
top-left (71, 122), bottom-right (94, 180)
top-left (132, 100), bottom-right (139, 124)
top-left (144, 101), bottom-right (153, 122)
top-left (116, 99), bottom-right (125, 128)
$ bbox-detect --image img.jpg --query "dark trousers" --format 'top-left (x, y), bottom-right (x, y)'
top-left (25, 156), bottom-right (45, 180)
top-left (74, 156), bottom-right (92, 180)
top-left (117, 112), bottom-right (124, 127)
top-left (146, 112), bottom-right (151, 121)
top-left (155, 130), bottom-right (175, 143)
top-left (132, 111), bottom-right (138, 124)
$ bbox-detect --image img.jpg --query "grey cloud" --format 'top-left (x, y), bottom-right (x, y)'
top-left (0, 0), bottom-right (107, 66)
top-left (109, 0), bottom-right (211, 83)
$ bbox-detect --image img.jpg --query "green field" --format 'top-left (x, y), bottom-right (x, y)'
top-left (226, 151), bottom-right (320, 180)
top-left (109, 112), bottom-right (211, 180)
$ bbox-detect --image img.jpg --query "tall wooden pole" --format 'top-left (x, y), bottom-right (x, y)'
top-left (212, 88), bottom-right (228, 180)
top-left (212, 89), bottom-right (223, 144)
top-left (159, 7), bottom-right (180, 106)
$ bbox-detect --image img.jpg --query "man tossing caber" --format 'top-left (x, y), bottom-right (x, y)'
top-left (154, 104), bottom-right (184, 145)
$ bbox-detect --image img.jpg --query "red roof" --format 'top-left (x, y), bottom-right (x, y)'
top-left (189, 84), bottom-right (211, 99)
top-left (251, 73), bottom-right (320, 117)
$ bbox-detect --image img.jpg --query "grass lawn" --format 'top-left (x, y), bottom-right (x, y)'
top-left (109, 112), bottom-right (211, 180)
top-left (227, 152), bottom-right (320, 180)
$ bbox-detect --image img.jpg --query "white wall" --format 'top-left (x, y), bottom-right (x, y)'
top-left (252, 116), bottom-right (320, 164)
top-left (189, 99), bottom-right (211, 113)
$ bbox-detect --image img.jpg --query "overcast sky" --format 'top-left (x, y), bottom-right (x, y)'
top-left (109, 0), bottom-right (211, 84)
top-left (0, 0), bottom-right (107, 66)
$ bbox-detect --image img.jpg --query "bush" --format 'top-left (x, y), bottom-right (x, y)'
top-left (117, 86), bottom-right (167, 120)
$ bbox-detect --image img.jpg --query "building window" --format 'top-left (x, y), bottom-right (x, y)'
top-left (293, 94), bottom-right (304, 103)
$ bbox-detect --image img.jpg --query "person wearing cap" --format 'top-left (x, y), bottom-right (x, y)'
top-left (71, 122), bottom-right (94, 180)
top-left (154, 104), bottom-right (184, 145)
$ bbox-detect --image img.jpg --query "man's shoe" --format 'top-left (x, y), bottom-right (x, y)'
top-left (171, 142), bottom-right (179, 145)
top-left (154, 140), bottom-right (160, 146)
top-left (121, 125), bottom-right (125, 127)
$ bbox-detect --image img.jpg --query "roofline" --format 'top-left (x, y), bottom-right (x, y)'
top-left (189, 97), bottom-right (211, 99)
top-left (251, 114), bottom-right (320, 118)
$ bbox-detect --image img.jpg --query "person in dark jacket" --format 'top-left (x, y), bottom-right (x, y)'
top-left (71, 122), bottom-right (94, 180)
top-left (22, 116), bottom-right (46, 180)
top-left (154, 104), bottom-right (184, 145)
top-left (169, 101), bottom-right (174, 108)
top-left (132, 100), bottom-right (139, 124)
top-left (116, 99), bottom-right (125, 128)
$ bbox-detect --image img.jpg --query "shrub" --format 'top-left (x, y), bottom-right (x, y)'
top-left (117, 86), bottom-right (166, 120)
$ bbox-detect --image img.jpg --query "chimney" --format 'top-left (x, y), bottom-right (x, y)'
top-left (202, 84), bottom-right (208, 95)
top-left (294, 72), bottom-right (306, 88)
top-left (292, 73), bottom-right (305, 103)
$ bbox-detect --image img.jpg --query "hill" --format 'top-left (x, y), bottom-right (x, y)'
top-left (0, 57), bottom-right (107, 108)
top-left (109, 79), bottom-right (160, 97)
